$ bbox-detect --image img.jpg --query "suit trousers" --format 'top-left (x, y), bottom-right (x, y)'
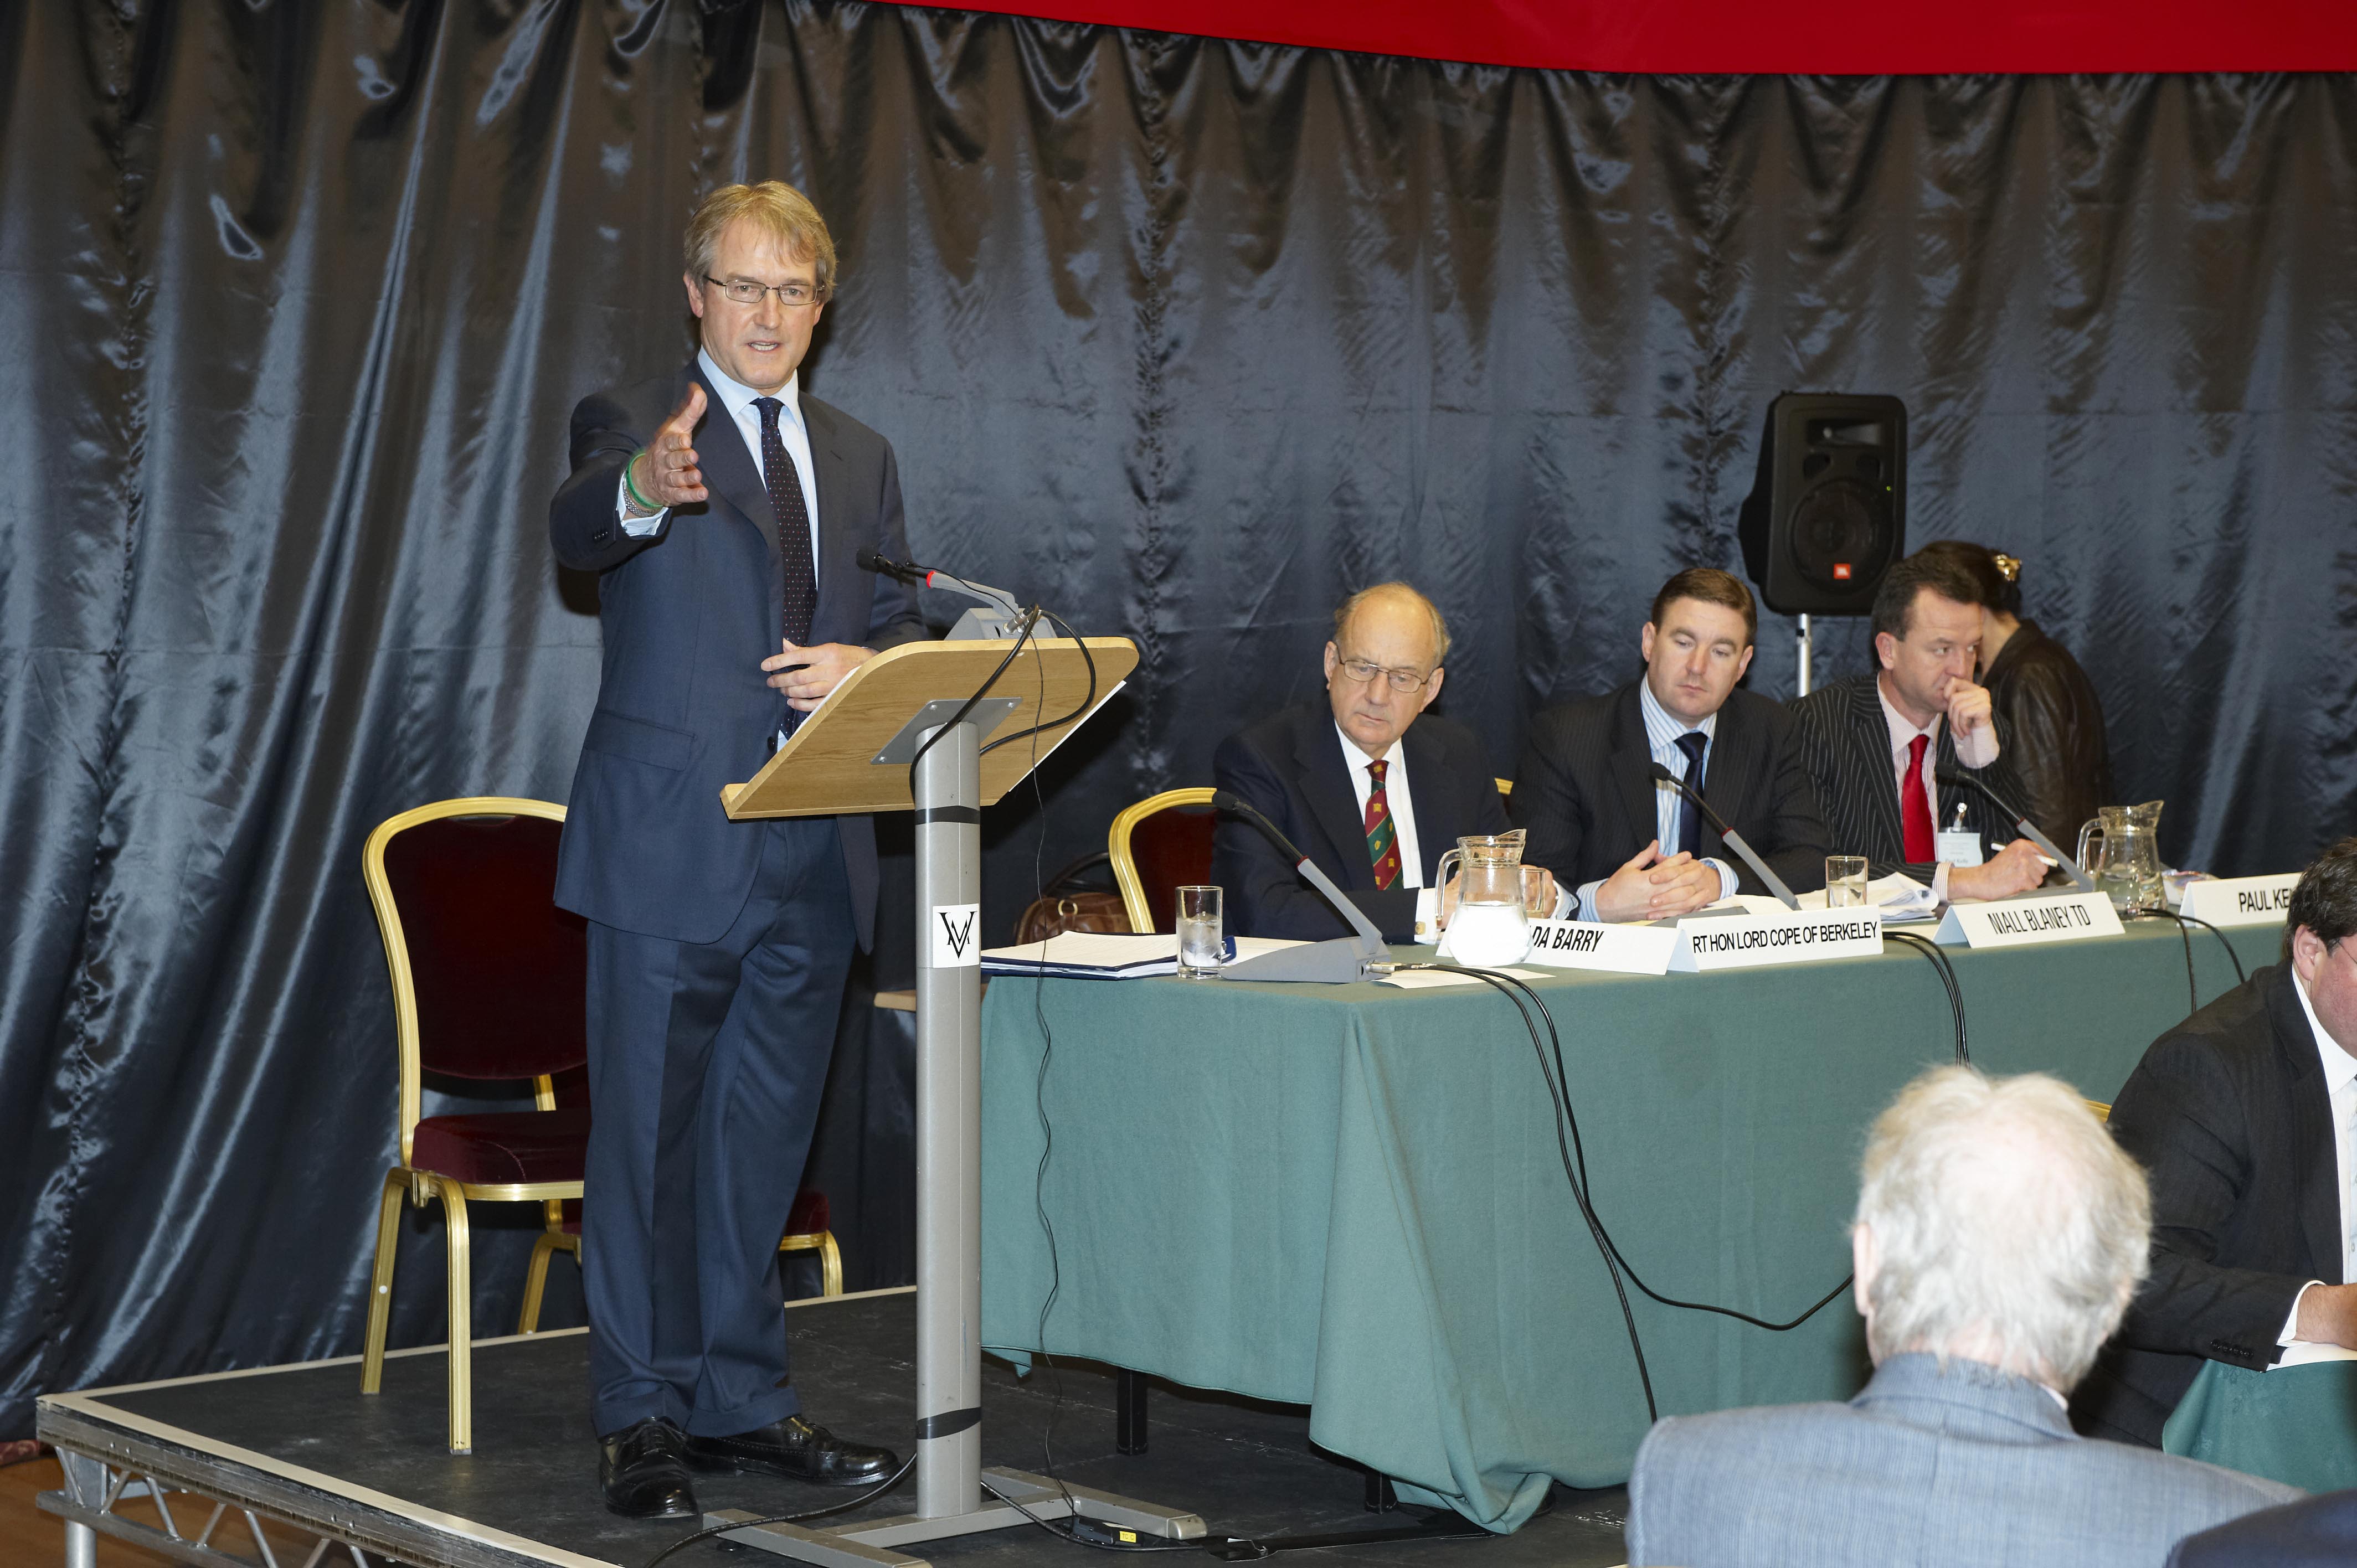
top-left (581, 815), bottom-right (854, 1440)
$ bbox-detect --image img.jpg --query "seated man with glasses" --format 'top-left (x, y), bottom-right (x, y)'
top-left (1512, 568), bottom-right (1830, 921)
top-left (1212, 582), bottom-right (1549, 941)
top-left (2072, 835), bottom-right (2357, 1450)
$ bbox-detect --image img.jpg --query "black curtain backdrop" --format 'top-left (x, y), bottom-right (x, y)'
top-left (4, 0), bottom-right (2355, 1434)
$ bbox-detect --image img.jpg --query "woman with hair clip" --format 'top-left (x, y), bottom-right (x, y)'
top-left (1917, 540), bottom-right (2117, 848)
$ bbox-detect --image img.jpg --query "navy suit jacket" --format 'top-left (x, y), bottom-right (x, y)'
top-left (1211, 702), bottom-right (1510, 943)
top-left (548, 359), bottom-right (924, 949)
top-left (2169, 1491), bottom-right (2357, 1567)
top-left (2071, 964), bottom-right (2340, 1448)
top-left (1510, 680), bottom-right (1831, 898)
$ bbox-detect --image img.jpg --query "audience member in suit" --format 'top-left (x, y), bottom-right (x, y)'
top-left (1212, 582), bottom-right (1550, 942)
top-left (2071, 838), bottom-right (2357, 1448)
top-left (1511, 569), bottom-right (1831, 920)
top-left (1917, 540), bottom-right (2117, 847)
top-left (1627, 1066), bottom-right (2299, 1568)
top-left (549, 183), bottom-right (914, 1517)
top-left (2168, 1490), bottom-right (2357, 1567)
top-left (1788, 550), bottom-right (2049, 902)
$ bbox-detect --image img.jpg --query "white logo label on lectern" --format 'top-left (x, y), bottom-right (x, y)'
top-left (929, 904), bottom-right (982, 968)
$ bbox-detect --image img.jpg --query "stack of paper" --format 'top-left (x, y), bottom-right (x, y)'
top-left (981, 931), bottom-right (1200, 978)
top-left (1723, 873), bottom-right (1937, 924)
top-left (979, 931), bottom-right (1314, 979)
top-left (1805, 873), bottom-right (1937, 922)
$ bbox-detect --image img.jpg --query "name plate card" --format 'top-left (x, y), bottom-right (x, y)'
top-left (1666, 909), bottom-right (1885, 973)
top-left (2179, 873), bottom-right (2299, 927)
top-left (1933, 891), bottom-right (2124, 948)
top-left (1522, 919), bottom-right (1680, 976)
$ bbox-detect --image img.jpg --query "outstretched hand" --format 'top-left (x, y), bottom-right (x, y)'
top-left (631, 384), bottom-right (708, 510)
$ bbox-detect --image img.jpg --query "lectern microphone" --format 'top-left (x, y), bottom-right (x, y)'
top-left (1645, 762), bottom-right (1800, 909)
top-left (1210, 790), bottom-right (1391, 982)
top-left (855, 548), bottom-right (1022, 618)
top-left (1934, 770), bottom-right (2096, 891)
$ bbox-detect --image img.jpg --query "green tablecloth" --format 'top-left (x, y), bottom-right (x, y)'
top-left (2164, 1355), bottom-right (2357, 1493)
top-left (978, 918), bottom-right (2281, 1531)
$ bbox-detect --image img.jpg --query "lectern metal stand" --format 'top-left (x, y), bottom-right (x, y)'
top-left (711, 639), bottom-right (1198, 1566)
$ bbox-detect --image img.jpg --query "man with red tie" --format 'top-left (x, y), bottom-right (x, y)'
top-left (1213, 583), bottom-right (1550, 940)
top-left (1788, 551), bottom-right (2048, 901)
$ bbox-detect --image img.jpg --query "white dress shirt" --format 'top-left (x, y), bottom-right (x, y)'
top-left (1876, 678), bottom-right (1999, 903)
top-left (1338, 726), bottom-right (1424, 890)
top-left (616, 350), bottom-right (821, 582)
top-left (2278, 966), bottom-right (2357, 1347)
top-left (1572, 682), bottom-right (1741, 922)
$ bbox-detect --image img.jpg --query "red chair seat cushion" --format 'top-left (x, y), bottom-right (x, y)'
top-left (553, 1186), bottom-right (830, 1239)
top-left (410, 1110), bottom-right (590, 1186)
top-left (785, 1189), bottom-right (830, 1236)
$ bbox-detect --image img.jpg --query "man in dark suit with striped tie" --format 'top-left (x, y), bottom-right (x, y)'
top-left (1213, 583), bottom-right (1547, 941)
top-left (1787, 551), bottom-right (2048, 902)
top-left (1511, 569), bottom-right (1831, 920)
top-left (549, 182), bottom-right (915, 1517)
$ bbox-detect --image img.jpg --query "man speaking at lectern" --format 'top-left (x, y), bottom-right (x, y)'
top-left (549, 182), bottom-right (919, 1518)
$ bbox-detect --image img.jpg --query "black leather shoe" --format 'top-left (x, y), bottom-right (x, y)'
top-left (684, 1415), bottom-right (899, 1486)
top-left (599, 1417), bottom-right (698, 1518)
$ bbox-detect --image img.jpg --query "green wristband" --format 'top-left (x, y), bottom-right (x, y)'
top-left (623, 450), bottom-right (660, 514)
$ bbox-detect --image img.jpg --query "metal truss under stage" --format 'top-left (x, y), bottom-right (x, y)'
top-left (34, 1287), bottom-right (1632, 1568)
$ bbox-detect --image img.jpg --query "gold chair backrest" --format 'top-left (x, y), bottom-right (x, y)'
top-left (1108, 788), bottom-right (1218, 933)
top-left (361, 796), bottom-right (568, 1168)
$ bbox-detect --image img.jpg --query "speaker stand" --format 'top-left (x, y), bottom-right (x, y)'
top-left (1795, 612), bottom-right (1814, 697)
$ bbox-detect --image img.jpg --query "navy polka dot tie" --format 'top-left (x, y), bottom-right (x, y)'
top-left (753, 396), bottom-right (816, 647)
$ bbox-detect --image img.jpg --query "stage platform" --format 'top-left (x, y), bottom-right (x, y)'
top-left (35, 1287), bottom-right (1632, 1567)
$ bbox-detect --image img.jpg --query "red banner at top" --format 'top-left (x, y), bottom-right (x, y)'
top-left (940, 0), bottom-right (2357, 74)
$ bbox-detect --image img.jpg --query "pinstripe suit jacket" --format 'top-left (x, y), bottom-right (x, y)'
top-left (1628, 1353), bottom-right (2299, 1568)
top-left (1510, 682), bottom-right (1831, 896)
top-left (1787, 672), bottom-right (2020, 884)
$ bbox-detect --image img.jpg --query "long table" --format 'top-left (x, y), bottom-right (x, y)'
top-left (977, 918), bottom-right (2283, 1531)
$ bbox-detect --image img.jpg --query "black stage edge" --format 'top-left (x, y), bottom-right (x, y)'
top-left (37, 1288), bottom-right (1631, 1567)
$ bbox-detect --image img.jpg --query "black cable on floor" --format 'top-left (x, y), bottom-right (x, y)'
top-left (640, 1452), bottom-right (917, 1568)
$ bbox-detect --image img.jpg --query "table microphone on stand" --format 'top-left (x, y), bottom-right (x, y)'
top-left (1646, 762), bottom-right (1800, 910)
top-left (1933, 771), bottom-right (2097, 892)
top-left (1210, 791), bottom-right (1393, 983)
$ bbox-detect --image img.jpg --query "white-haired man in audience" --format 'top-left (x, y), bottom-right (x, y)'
top-left (1625, 1067), bottom-right (2298, 1568)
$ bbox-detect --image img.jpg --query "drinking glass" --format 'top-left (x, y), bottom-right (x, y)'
top-left (1176, 885), bottom-right (1224, 977)
top-left (1825, 856), bottom-right (1870, 908)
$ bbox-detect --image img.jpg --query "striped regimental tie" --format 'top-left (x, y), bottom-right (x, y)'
top-left (1365, 759), bottom-right (1401, 890)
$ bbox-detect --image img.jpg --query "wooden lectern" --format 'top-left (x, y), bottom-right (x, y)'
top-left (705, 636), bottom-right (1205, 1566)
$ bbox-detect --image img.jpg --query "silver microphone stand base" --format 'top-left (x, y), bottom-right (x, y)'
top-left (704, 1468), bottom-right (1207, 1567)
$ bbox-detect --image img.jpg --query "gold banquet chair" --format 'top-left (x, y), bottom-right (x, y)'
top-left (359, 797), bottom-right (591, 1454)
top-left (1109, 788), bottom-right (1218, 932)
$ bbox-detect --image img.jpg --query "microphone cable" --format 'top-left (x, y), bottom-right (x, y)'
top-left (640, 1452), bottom-right (918, 1568)
top-left (2140, 908), bottom-right (2246, 1013)
top-left (1393, 962), bottom-right (1858, 1425)
top-left (982, 608), bottom-right (1098, 759)
top-left (1878, 929), bottom-right (1969, 1065)
top-left (904, 605), bottom-right (1044, 805)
